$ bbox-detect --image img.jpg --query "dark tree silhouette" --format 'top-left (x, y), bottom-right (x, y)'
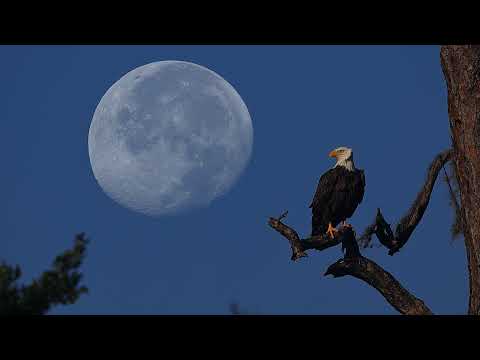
top-left (268, 45), bottom-right (480, 315)
top-left (229, 302), bottom-right (245, 315)
top-left (0, 233), bottom-right (89, 315)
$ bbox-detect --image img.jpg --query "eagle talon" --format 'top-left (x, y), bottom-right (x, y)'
top-left (326, 222), bottom-right (338, 239)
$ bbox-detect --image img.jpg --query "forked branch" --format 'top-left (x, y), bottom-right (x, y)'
top-left (268, 215), bottom-right (433, 315)
top-left (268, 215), bottom-right (343, 261)
top-left (359, 149), bottom-right (453, 255)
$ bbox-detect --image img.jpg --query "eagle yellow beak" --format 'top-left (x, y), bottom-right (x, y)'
top-left (329, 150), bottom-right (337, 158)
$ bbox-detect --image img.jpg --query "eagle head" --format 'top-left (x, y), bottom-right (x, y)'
top-left (329, 146), bottom-right (355, 171)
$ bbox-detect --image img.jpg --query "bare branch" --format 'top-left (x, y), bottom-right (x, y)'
top-left (277, 210), bottom-right (289, 221)
top-left (322, 229), bottom-right (432, 315)
top-left (268, 217), bottom-right (433, 314)
top-left (360, 149), bottom-right (453, 255)
top-left (357, 222), bottom-right (378, 249)
top-left (268, 215), bottom-right (346, 261)
top-left (325, 257), bottom-right (433, 315)
top-left (268, 216), bottom-right (308, 261)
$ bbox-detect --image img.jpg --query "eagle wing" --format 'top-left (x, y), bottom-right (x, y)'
top-left (357, 170), bottom-right (366, 205)
top-left (309, 168), bottom-right (340, 209)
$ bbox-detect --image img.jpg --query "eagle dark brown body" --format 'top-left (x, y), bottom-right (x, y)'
top-left (310, 166), bottom-right (365, 237)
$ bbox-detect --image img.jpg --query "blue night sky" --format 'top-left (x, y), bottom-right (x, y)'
top-left (0, 45), bottom-right (467, 314)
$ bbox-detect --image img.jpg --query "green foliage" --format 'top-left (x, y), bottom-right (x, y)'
top-left (0, 233), bottom-right (89, 315)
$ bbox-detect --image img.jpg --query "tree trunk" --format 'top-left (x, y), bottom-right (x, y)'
top-left (440, 45), bottom-right (480, 315)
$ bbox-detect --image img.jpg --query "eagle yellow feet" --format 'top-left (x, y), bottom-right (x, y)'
top-left (326, 222), bottom-right (338, 239)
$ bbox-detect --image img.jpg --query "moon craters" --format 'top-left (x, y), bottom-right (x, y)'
top-left (88, 61), bottom-right (253, 216)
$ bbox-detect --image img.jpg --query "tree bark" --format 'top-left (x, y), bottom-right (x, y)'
top-left (325, 257), bottom-right (433, 315)
top-left (357, 150), bottom-right (452, 255)
top-left (268, 216), bottom-right (433, 315)
top-left (268, 216), bottom-right (342, 261)
top-left (441, 45), bottom-right (480, 315)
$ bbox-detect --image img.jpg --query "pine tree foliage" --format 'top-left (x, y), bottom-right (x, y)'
top-left (0, 233), bottom-right (89, 315)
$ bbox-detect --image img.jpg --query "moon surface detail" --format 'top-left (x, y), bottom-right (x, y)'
top-left (88, 61), bottom-right (253, 216)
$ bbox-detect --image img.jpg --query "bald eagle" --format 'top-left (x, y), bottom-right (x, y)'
top-left (310, 147), bottom-right (365, 238)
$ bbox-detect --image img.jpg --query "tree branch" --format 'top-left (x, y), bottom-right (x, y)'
top-left (360, 149), bottom-right (453, 255)
top-left (268, 213), bottom-right (344, 261)
top-left (268, 217), bottom-right (433, 315)
top-left (325, 256), bottom-right (433, 315)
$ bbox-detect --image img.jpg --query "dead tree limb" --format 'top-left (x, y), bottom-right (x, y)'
top-left (268, 219), bottom-right (433, 314)
top-left (268, 215), bottom-right (343, 261)
top-left (325, 256), bottom-right (433, 314)
top-left (360, 149), bottom-right (453, 255)
top-left (326, 228), bottom-right (432, 315)
top-left (324, 229), bottom-right (432, 316)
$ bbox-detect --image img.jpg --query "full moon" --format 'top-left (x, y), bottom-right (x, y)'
top-left (88, 61), bottom-right (253, 216)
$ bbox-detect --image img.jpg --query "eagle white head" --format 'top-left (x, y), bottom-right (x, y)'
top-left (329, 146), bottom-right (355, 171)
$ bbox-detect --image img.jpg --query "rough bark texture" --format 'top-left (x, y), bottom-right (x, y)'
top-left (268, 216), bottom-right (433, 315)
top-left (325, 256), bottom-right (433, 315)
top-left (441, 45), bottom-right (480, 315)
